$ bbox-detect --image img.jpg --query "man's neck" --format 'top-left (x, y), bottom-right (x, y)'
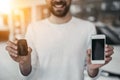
top-left (48, 12), bottom-right (72, 24)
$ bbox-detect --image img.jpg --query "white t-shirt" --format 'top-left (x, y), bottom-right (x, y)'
top-left (23, 17), bottom-right (100, 80)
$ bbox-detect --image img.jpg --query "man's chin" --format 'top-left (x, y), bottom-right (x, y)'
top-left (52, 12), bottom-right (67, 17)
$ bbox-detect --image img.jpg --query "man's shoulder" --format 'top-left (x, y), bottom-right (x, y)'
top-left (72, 17), bottom-right (95, 28)
top-left (73, 17), bottom-right (94, 25)
top-left (27, 19), bottom-right (48, 32)
top-left (29, 19), bottom-right (48, 26)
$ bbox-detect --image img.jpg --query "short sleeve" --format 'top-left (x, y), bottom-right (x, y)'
top-left (87, 23), bottom-right (97, 49)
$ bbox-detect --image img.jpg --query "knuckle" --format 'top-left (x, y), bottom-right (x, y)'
top-left (9, 53), bottom-right (15, 57)
top-left (28, 47), bottom-right (32, 53)
top-left (6, 41), bottom-right (10, 45)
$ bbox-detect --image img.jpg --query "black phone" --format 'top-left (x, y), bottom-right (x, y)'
top-left (91, 35), bottom-right (106, 64)
top-left (17, 39), bottom-right (28, 56)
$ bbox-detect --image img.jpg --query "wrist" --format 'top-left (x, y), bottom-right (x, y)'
top-left (19, 62), bottom-right (31, 69)
top-left (87, 67), bottom-right (99, 78)
top-left (19, 57), bottom-right (31, 66)
top-left (19, 62), bottom-right (32, 76)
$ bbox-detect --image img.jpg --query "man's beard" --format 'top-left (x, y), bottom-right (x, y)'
top-left (48, 0), bottom-right (70, 17)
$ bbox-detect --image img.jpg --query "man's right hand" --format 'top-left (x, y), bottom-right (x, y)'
top-left (6, 40), bottom-right (32, 76)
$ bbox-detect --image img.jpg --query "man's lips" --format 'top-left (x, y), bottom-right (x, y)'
top-left (51, 1), bottom-right (66, 10)
top-left (53, 4), bottom-right (65, 10)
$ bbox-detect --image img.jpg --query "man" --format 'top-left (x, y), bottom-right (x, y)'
top-left (6, 0), bottom-right (114, 80)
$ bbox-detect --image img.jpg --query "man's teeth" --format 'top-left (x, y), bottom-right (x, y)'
top-left (55, 5), bottom-right (63, 8)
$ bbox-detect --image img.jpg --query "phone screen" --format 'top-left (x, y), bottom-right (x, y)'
top-left (92, 39), bottom-right (105, 60)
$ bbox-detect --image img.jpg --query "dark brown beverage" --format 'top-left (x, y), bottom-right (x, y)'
top-left (17, 39), bottom-right (28, 56)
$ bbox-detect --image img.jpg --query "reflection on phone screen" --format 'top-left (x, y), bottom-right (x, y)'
top-left (92, 39), bottom-right (105, 60)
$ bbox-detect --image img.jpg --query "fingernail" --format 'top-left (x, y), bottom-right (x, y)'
top-left (106, 44), bottom-right (109, 47)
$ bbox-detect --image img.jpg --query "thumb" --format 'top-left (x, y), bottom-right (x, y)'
top-left (87, 49), bottom-right (91, 57)
top-left (28, 47), bottom-right (32, 55)
top-left (86, 49), bottom-right (92, 65)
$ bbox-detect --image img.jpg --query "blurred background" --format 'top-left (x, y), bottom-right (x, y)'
top-left (0, 0), bottom-right (120, 80)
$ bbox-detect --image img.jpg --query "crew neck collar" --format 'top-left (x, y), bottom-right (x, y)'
top-left (46, 16), bottom-right (74, 26)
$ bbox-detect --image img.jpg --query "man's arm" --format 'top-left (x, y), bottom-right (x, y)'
top-left (87, 67), bottom-right (99, 78)
top-left (19, 47), bottom-right (32, 76)
top-left (19, 60), bottom-right (32, 76)
top-left (6, 41), bottom-right (32, 76)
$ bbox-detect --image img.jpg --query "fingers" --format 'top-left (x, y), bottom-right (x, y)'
top-left (6, 41), bottom-right (18, 57)
top-left (105, 57), bottom-right (112, 65)
top-left (28, 47), bottom-right (32, 55)
top-left (86, 49), bottom-right (92, 65)
top-left (104, 45), bottom-right (113, 65)
top-left (105, 45), bottom-right (114, 57)
top-left (105, 50), bottom-right (114, 57)
top-left (7, 41), bottom-right (17, 49)
top-left (7, 48), bottom-right (18, 57)
top-left (6, 40), bottom-right (32, 65)
top-left (87, 49), bottom-right (91, 57)
top-left (6, 45), bottom-right (17, 54)
top-left (105, 45), bottom-right (114, 52)
top-left (6, 40), bottom-right (21, 62)
top-left (104, 45), bottom-right (113, 64)
top-left (10, 54), bottom-right (20, 62)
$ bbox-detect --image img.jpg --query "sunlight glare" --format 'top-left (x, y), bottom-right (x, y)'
top-left (0, 0), bottom-right (11, 14)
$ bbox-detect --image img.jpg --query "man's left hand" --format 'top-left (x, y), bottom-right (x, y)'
top-left (86, 45), bottom-right (114, 77)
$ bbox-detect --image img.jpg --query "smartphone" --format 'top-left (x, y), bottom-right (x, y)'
top-left (91, 34), bottom-right (106, 64)
top-left (17, 39), bottom-right (28, 56)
